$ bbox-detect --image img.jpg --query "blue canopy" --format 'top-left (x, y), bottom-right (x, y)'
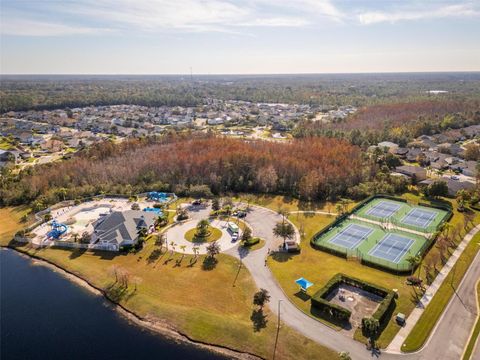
top-left (295, 277), bottom-right (313, 290)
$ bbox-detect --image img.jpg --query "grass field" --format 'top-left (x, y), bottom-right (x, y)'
top-left (403, 231), bottom-right (480, 352)
top-left (268, 194), bottom-right (480, 348)
top-left (0, 206), bottom-right (31, 246)
top-left (354, 197), bottom-right (449, 233)
top-left (463, 280), bottom-right (480, 360)
top-left (0, 206), bottom-right (338, 360)
top-left (312, 217), bottom-right (427, 272)
top-left (184, 226), bottom-right (222, 243)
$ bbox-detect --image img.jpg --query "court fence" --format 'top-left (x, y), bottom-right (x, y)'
top-left (311, 194), bottom-right (453, 274)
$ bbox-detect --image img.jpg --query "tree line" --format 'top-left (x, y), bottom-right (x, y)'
top-left (294, 99), bottom-right (480, 147)
top-left (0, 135), bottom-right (364, 208)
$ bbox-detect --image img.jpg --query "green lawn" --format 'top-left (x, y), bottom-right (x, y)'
top-left (403, 231), bottom-right (480, 352)
top-left (1, 205), bottom-right (338, 360)
top-left (184, 226), bottom-right (222, 243)
top-left (463, 280), bottom-right (480, 360)
top-left (243, 238), bottom-right (266, 251)
top-left (0, 206), bottom-right (32, 246)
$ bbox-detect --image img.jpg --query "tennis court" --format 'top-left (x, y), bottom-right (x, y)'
top-left (401, 208), bottom-right (438, 229)
top-left (365, 200), bottom-right (402, 219)
top-left (354, 196), bottom-right (450, 233)
top-left (328, 223), bottom-right (373, 249)
top-left (368, 233), bottom-right (414, 264)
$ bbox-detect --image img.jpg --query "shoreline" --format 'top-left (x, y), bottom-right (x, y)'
top-left (1, 244), bottom-right (262, 360)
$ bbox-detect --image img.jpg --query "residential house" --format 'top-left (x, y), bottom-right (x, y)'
top-left (462, 161), bottom-right (479, 178)
top-left (378, 141), bottom-right (399, 153)
top-left (419, 178), bottom-right (476, 197)
top-left (41, 139), bottom-right (65, 153)
top-left (406, 148), bottom-right (423, 162)
top-left (395, 165), bottom-right (427, 181)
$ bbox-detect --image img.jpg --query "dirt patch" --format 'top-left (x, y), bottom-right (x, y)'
top-left (326, 284), bottom-right (383, 330)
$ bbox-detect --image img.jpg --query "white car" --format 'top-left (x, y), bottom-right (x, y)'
top-left (451, 175), bottom-right (460, 180)
top-left (231, 233), bottom-right (239, 242)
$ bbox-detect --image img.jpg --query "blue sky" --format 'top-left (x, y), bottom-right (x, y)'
top-left (1, 0), bottom-right (479, 74)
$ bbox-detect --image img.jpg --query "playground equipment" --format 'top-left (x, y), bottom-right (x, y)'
top-left (148, 192), bottom-right (170, 202)
top-left (47, 220), bottom-right (68, 239)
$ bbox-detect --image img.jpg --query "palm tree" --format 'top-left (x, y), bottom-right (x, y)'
top-left (155, 233), bottom-right (166, 252)
top-left (155, 213), bottom-right (168, 228)
top-left (71, 232), bottom-right (79, 243)
top-left (179, 245), bottom-right (187, 262)
top-left (206, 241), bottom-right (221, 259)
top-left (192, 245), bottom-right (200, 261)
top-left (170, 241), bottom-right (176, 256)
top-left (57, 187), bottom-right (68, 202)
top-left (277, 207), bottom-right (288, 224)
top-left (362, 317), bottom-right (380, 347)
top-left (223, 205), bottom-right (232, 224)
top-left (253, 288), bottom-right (270, 308)
top-left (273, 221), bottom-right (295, 248)
top-left (196, 219), bottom-right (210, 238)
top-left (406, 255), bottom-right (421, 276)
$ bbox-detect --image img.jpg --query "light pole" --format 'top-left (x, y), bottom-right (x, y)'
top-left (273, 299), bottom-right (282, 360)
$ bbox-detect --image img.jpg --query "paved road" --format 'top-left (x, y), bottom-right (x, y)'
top-left (413, 247), bottom-right (480, 360)
top-left (165, 202), bottom-right (480, 359)
top-left (222, 205), bottom-right (480, 360)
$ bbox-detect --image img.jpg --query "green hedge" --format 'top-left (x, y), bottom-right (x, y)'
top-left (311, 273), bottom-right (396, 326)
top-left (311, 274), bottom-right (351, 321)
top-left (243, 237), bottom-right (260, 247)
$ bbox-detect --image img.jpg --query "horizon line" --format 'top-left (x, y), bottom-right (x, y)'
top-left (1, 70), bottom-right (480, 77)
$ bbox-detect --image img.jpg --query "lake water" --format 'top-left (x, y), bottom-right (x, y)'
top-left (0, 249), bottom-right (229, 360)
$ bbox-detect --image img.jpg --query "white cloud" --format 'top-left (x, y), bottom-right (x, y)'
top-left (58, 0), bottom-right (314, 33)
top-left (1, 0), bottom-right (340, 37)
top-left (0, 18), bottom-right (110, 37)
top-left (358, 3), bottom-right (480, 25)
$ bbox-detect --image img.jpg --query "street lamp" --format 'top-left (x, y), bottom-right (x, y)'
top-left (273, 299), bottom-right (283, 360)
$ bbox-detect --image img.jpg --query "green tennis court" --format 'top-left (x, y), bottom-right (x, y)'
top-left (353, 197), bottom-right (449, 233)
top-left (312, 218), bottom-right (428, 272)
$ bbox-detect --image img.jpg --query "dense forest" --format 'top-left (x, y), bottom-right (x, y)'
top-left (294, 99), bottom-right (480, 146)
top-left (0, 135), bottom-right (369, 207)
top-left (1, 73), bottom-right (480, 112)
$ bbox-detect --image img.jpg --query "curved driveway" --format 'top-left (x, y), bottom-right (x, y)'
top-left (163, 218), bottom-right (238, 254)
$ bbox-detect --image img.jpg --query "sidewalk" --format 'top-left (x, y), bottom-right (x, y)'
top-left (387, 224), bottom-right (480, 353)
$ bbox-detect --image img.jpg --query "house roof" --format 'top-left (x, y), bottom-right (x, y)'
top-left (93, 210), bottom-right (155, 245)
top-left (419, 178), bottom-right (476, 196)
top-left (395, 165), bottom-right (426, 176)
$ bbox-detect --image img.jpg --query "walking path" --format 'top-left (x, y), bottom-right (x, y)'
top-left (289, 210), bottom-right (337, 216)
top-left (387, 225), bottom-right (480, 353)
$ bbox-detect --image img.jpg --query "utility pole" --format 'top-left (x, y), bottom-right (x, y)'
top-left (273, 299), bottom-right (282, 360)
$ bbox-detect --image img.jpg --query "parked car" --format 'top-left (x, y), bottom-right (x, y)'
top-left (234, 210), bottom-right (247, 218)
top-left (450, 175), bottom-right (460, 180)
top-left (191, 199), bottom-right (202, 206)
top-left (231, 233), bottom-right (239, 242)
